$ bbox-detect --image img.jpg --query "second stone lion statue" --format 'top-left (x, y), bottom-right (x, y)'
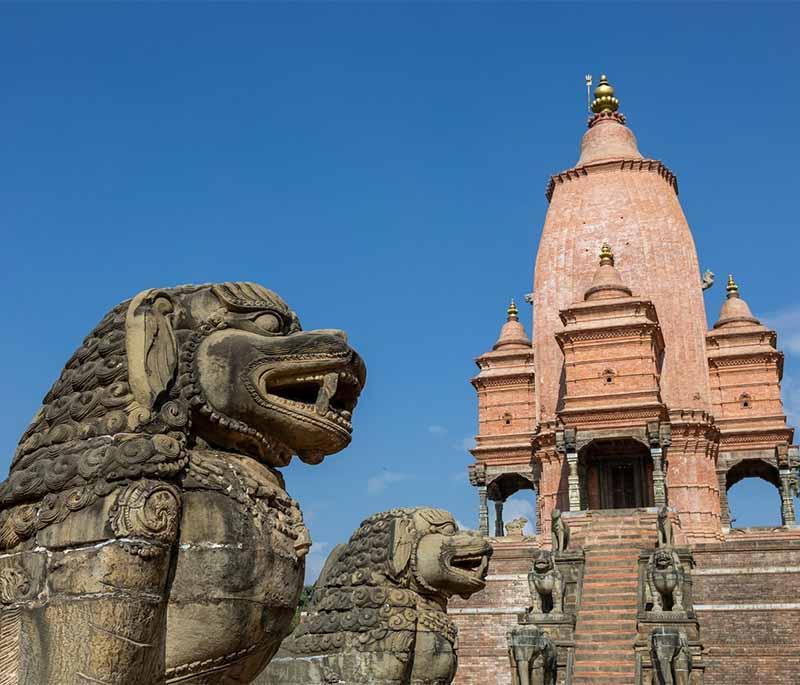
top-left (0, 282), bottom-right (366, 684)
top-left (259, 507), bottom-right (493, 684)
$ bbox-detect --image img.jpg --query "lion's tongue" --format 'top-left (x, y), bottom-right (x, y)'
top-left (315, 373), bottom-right (339, 415)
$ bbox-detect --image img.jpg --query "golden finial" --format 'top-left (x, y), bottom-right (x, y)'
top-left (599, 242), bottom-right (615, 266)
top-left (591, 74), bottom-right (620, 114)
top-left (507, 299), bottom-right (519, 322)
top-left (726, 274), bottom-right (740, 298)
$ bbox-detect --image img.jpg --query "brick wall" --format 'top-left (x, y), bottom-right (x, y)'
top-left (692, 535), bottom-right (800, 684)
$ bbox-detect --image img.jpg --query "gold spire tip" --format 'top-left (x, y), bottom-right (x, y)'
top-left (591, 74), bottom-right (620, 114)
top-left (726, 274), bottom-right (739, 297)
top-left (599, 242), bottom-right (615, 266)
top-left (507, 299), bottom-right (519, 321)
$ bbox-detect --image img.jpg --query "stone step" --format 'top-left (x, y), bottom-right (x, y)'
top-left (574, 661), bottom-right (635, 672)
top-left (583, 580), bottom-right (637, 598)
top-left (575, 636), bottom-right (634, 645)
top-left (580, 598), bottom-right (638, 609)
top-left (572, 673), bottom-right (636, 685)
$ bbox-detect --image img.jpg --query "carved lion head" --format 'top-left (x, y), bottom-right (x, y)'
top-left (3, 282), bottom-right (366, 512)
top-left (531, 549), bottom-right (556, 576)
top-left (653, 549), bottom-right (676, 570)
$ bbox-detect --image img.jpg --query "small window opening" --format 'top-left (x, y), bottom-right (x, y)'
top-left (503, 412), bottom-right (513, 426)
top-left (740, 393), bottom-right (752, 409)
top-left (602, 369), bottom-right (616, 384)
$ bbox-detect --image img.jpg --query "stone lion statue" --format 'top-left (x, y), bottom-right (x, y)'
top-left (646, 548), bottom-right (685, 613)
top-left (0, 282), bottom-right (366, 684)
top-left (526, 550), bottom-right (563, 616)
top-left (259, 507), bottom-right (493, 684)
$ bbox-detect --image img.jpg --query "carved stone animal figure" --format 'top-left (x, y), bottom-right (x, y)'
top-left (550, 508), bottom-right (570, 552)
top-left (527, 550), bottom-right (563, 615)
top-left (258, 508), bottom-right (492, 684)
top-left (646, 548), bottom-right (685, 612)
top-left (505, 516), bottom-right (528, 538)
top-left (0, 282), bottom-right (365, 685)
top-left (650, 627), bottom-right (692, 685)
top-left (657, 506), bottom-right (674, 548)
top-left (507, 625), bottom-right (557, 685)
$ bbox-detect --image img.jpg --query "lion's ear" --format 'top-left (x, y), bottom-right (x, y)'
top-left (389, 518), bottom-right (414, 578)
top-left (125, 289), bottom-right (178, 415)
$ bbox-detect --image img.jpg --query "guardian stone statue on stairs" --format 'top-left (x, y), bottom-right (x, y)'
top-left (0, 282), bottom-right (366, 685)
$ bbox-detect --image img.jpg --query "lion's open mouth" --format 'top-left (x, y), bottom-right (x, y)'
top-left (255, 362), bottom-right (363, 434)
top-left (448, 546), bottom-right (491, 586)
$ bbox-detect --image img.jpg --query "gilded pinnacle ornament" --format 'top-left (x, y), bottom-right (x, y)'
top-left (599, 242), bottom-right (615, 265)
top-left (507, 299), bottom-right (519, 321)
top-left (591, 74), bottom-right (620, 114)
top-left (726, 273), bottom-right (740, 297)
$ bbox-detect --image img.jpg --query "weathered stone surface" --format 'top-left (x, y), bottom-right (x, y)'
top-left (258, 508), bottom-right (492, 684)
top-left (650, 627), bottom-right (693, 685)
top-left (646, 548), bottom-right (686, 613)
top-left (526, 550), bottom-right (564, 616)
top-left (0, 281), bottom-right (365, 684)
top-left (507, 625), bottom-right (557, 685)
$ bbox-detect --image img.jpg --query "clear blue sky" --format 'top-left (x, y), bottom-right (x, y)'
top-left (1, 3), bottom-right (798, 579)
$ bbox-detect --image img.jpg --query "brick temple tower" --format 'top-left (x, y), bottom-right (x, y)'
top-left (454, 75), bottom-right (800, 685)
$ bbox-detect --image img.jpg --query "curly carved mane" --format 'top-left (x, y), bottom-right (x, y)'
top-left (287, 508), bottom-right (457, 658)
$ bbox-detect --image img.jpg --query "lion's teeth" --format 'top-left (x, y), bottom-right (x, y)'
top-left (315, 372), bottom-right (339, 415)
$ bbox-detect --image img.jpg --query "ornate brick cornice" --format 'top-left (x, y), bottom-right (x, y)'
top-left (472, 374), bottom-right (535, 390)
top-left (719, 428), bottom-right (794, 447)
top-left (707, 352), bottom-right (783, 369)
top-left (546, 158), bottom-right (678, 202)
top-left (556, 324), bottom-right (660, 343)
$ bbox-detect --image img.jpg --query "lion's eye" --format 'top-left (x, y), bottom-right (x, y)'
top-left (438, 523), bottom-right (456, 535)
top-left (253, 313), bottom-right (282, 333)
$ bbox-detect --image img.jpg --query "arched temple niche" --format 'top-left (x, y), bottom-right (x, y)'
top-left (723, 458), bottom-right (783, 528)
top-left (487, 472), bottom-right (536, 538)
top-left (579, 438), bottom-right (654, 510)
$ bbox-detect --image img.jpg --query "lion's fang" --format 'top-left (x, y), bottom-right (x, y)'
top-left (315, 373), bottom-right (339, 415)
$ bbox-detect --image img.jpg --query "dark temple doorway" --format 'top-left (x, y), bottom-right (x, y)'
top-left (581, 439), bottom-right (653, 510)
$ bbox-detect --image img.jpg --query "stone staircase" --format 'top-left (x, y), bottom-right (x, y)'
top-left (569, 510), bottom-right (658, 684)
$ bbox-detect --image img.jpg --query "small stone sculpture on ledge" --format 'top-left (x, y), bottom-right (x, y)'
top-left (650, 627), bottom-right (692, 685)
top-left (527, 550), bottom-right (564, 616)
top-left (0, 282), bottom-right (366, 684)
top-left (657, 505), bottom-right (674, 548)
top-left (505, 516), bottom-right (528, 538)
top-left (507, 625), bottom-right (557, 685)
top-left (259, 508), bottom-right (492, 684)
top-left (550, 508), bottom-right (570, 552)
